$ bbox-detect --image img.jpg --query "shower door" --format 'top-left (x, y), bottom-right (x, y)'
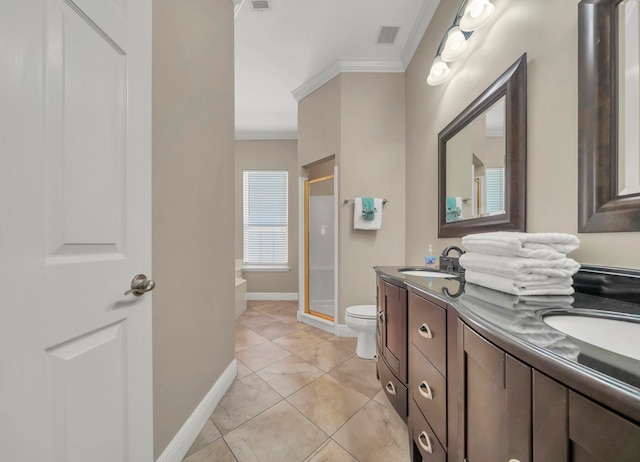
top-left (305, 175), bottom-right (335, 321)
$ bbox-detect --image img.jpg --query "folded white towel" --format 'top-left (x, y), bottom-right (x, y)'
top-left (459, 252), bottom-right (580, 281)
top-left (460, 294), bottom-right (532, 323)
top-left (354, 197), bottom-right (383, 230)
top-left (459, 294), bottom-right (566, 337)
top-left (463, 283), bottom-right (574, 310)
top-left (464, 270), bottom-right (575, 296)
top-left (461, 232), bottom-right (580, 259)
top-left (545, 338), bottom-right (580, 362)
top-left (459, 290), bottom-right (580, 361)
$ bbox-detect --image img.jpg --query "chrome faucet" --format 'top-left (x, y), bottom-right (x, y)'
top-left (439, 246), bottom-right (465, 273)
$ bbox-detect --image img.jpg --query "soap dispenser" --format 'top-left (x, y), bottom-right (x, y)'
top-left (425, 245), bottom-right (436, 266)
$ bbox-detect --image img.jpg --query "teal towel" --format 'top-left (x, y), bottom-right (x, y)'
top-left (361, 197), bottom-right (376, 221)
top-left (446, 196), bottom-right (457, 210)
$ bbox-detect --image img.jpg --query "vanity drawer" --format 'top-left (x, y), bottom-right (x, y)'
top-left (409, 398), bottom-right (446, 462)
top-left (409, 292), bottom-right (447, 377)
top-left (378, 354), bottom-right (407, 420)
top-left (409, 345), bottom-right (447, 447)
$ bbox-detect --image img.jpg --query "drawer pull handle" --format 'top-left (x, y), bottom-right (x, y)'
top-left (418, 323), bottom-right (433, 339)
top-left (385, 381), bottom-right (396, 396)
top-left (378, 311), bottom-right (385, 323)
top-left (418, 431), bottom-right (433, 454)
top-left (418, 381), bottom-right (433, 400)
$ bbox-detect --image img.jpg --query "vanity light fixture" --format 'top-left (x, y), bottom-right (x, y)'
top-left (427, 0), bottom-right (496, 86)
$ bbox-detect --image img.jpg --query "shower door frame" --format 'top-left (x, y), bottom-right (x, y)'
top-left (298, 166), bottom-right (338, 332)
top-left (304, 173), bottom-right (336, 322)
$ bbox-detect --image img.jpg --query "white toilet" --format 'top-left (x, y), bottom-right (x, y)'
top-left (345, 304), bottom-right (378, 359)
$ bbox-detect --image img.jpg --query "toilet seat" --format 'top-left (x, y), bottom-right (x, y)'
top-left (346, 304), bottom-right (376, 320)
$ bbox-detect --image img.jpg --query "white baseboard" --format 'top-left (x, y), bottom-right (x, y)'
top-left (246, 292), bottom-right (299, 301)
top-left (335, 323), bottom-right (357, 337)
top-left (156, 359), bottom-right (237, 462)
top-left (298, 312), bottom-right (334, 334)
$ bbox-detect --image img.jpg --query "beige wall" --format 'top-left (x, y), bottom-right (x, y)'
top-left (298, 76), bottom-right (341, 168)
top-left (152, 0), bottom-right (235, 457)
top-left (235, 140), bottom-right (299, 294)
top-left (338, 73), bottom-right (406, 322)
top-left (299, 73), bottom-right (406, 323)
top-left (405, 0), bottom-right (640, 269)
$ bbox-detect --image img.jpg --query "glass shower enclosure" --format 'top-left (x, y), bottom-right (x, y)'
top-left (304, 175), bottom-right (335, 321)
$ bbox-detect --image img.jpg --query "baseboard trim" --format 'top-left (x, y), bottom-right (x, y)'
top-left (335, 323), bottom-right (357, 338)
top-left (156, 359), bottom-right (237, 462)
top-left (298, 312), bottom-right (334, 334)
top-left (246, 292), bottom-right (299, 301)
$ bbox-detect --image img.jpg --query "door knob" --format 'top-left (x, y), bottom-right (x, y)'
top-left (125, 274), bottom-right (155, 296)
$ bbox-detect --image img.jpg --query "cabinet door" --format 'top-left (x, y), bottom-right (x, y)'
top-left (460, 322), bottom-right (532, 462)
top-left (533, 371), bottom-right (640, 462)
top-left (382, 280), bottom-right (408, 382)
top-left (569, 391), bottom-right (640, 462)
top-left (533, 371), bottom-right (569, 462)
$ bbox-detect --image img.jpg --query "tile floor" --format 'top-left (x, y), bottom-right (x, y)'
top-left (182, 300), bottom-right (411, 462)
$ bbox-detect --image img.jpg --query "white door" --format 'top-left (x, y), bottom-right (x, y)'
top-left (0, 0), bottom-right (153, 460)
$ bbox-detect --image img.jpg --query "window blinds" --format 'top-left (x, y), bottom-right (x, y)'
top-left (243, 170), bottom-right (289, 266)
top-left (485, 167), bottom-right (505, 214)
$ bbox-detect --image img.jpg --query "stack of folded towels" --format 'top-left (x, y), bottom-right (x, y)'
top-left (459, 231), bottom-right (581, 296)
top-left (459, 283), bottom-right (580, 361)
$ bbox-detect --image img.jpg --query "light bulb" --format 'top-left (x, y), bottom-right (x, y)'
top-left (460, 0), bottom-right (494, 32)
top-left (427, 56), bottom-right (451, 86)
top-left (441, 27), bottom-right (468, 62)
top-left (469, 0), bottom-right (485, 18)
top-left (431, 57), bottom-right (448, 76)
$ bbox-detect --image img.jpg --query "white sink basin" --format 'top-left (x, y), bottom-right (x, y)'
top-left (543, 313), bottom-right (640, 361)
top-left (399, 269), bottom-right (455, 278)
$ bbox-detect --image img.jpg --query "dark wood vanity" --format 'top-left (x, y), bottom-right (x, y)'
top-left (376, 277), bottom-right (408, 420)
top-left (375, 268), bottom-right (640, 462)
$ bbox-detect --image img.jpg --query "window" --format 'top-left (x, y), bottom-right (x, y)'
top-left (485, 167), bottom-right (505, 214)
top-left (243, 170), bottom-right (289, 269)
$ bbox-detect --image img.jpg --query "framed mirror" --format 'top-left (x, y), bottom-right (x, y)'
top-left (438, 54), bottom-right (527, 238)
top-left (579, 0), bottom-right (640, 232)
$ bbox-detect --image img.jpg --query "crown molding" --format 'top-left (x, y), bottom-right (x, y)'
top-left (235, 131), bottom-right (298, 140)
top-left (338, 58), bottom-right (404, 72)
top-left (292, 58), bottom-right (404, 102)
top-left (401, 0), bottom-right (440, 69)
top-left (233, 0), bottom-right (245, 18)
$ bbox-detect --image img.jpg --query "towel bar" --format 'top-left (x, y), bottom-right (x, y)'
top-left (344, 198), bottom-right (388, 205)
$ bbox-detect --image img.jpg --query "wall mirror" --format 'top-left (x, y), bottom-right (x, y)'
top-left (438, 54), bottom-right (527, 238)
top-left (579, 0), bottom-right (640, 232)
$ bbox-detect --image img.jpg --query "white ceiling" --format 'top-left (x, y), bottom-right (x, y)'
top-left (234, 0), bottom-right (440, 139)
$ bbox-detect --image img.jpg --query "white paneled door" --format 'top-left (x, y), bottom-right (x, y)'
top-left (0, 0), bottom-right (153, 461)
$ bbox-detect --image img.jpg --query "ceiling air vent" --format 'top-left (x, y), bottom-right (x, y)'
top-left (376, 25), bottom-right (400, 45)
top-left (250, 0), bottom-right (271, 11)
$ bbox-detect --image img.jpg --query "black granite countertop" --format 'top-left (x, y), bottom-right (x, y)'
top-left (374, 265), bottom-right (640, 423)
